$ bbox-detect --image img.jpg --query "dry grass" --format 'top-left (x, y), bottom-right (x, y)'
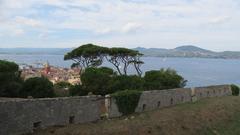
top-left (32, 96), bottom-right (240, 135)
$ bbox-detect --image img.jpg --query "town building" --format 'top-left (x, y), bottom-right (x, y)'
top-left (21, 62), bottom-right (81, 85)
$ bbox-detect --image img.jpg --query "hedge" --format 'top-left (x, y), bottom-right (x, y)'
top-left (111, 90), bottom-right (142, 115)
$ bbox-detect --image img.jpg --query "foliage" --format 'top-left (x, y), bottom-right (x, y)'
top-left (231, 84), bottom-right (239, 96)
top-left (108, 75), bottom-right (144, 93)
top-left (71, 63), bottom-right (80, 69)
top-left (64, 44), bottom-right (144, 76)
top-left (106, 47), bottom-right (143, 75)
top-left (54, 88), bottom-right (70, 97)
top-left (129, 53), bottom-right (144, 77)
top-left (64, 44), bottom-right (109, 74)
top-left (144, 68), bottom-right (187, 90)
top-left (81, 67), bottom-right (116, 95)
top-left (69, 84), bottom-right (88, 96)
top-left (0, 81), bottom-right (22, 97)
top-left (0, 60), bottom-right (23, 97)
top-left (54, 81), bottom-right (72, 89)
top-left (98, 67), bottom-right (116, 75)
top-left (53, 82), bottom-right (72, 97)
top-left (0, 60), bottom-right (19, 72)
top-left (111, 90), bottom-right (142, 115)
top-left (74, 66), bottom-right (145, 96)
top-left (20, 77), bottom-right (55, 98)
top-left (75, 67), bottom-right (187, 96)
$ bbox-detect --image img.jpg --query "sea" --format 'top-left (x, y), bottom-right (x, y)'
top-left (1, 54), bottom-right (240, 87)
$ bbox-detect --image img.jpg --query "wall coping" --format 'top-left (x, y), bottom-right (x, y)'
top-left (0, 95), bottom-right (102, 103)
top-left (0, 84), bottom-right (231, 103)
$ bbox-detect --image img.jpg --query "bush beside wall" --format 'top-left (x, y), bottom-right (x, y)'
top-left (231, 84), bottom-right (240, 96)
top-left (111, 90), bottom-right (142, 115)
top-left (20, 77), bottom-right (55, 98)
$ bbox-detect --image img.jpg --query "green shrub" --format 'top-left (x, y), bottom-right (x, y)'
top-left (0, 60), bottom-right (23, 97)
top-left (53, 82), bottom-right (72, 97)
top-left (0, 81), bottom-right (22, 97)
top-left (98, 67), bottom-right (116, 75)
top-left (81, 67), bottom-right (116, 95)
top-left (231, 84), bottom-right (240, 96)
top-left (20, 77), bottom-right (55, 98)
top-left (54, 88), bottom-right (70, 97)
top-left (108, 75), bottom-right (144, 93)
top-left (111, 90), bottom-right (142, 115)
top-left (69, 84), bottom-right (88, 96)
top-left (144, 68), bottom-right (187, 90)
top-left (0, 60), bottom-right (19, 72)
top-left (54, 81), bottom-right (72, 89)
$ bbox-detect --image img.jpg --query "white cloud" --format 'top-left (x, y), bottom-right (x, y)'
top-left (208, 16), bottom-right (231, 25)
top-left (95, 28), bottom-right (113, 34)
top-left (121, 22), bottom-right (142, 33)
top-left (13, 29), bottom-right (25, 35)
top-left (15, 16), bottom-right (42, 27)
top-left (0, 0), bottom-right (240, 50)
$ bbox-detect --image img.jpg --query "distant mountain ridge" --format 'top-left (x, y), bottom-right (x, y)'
top-left (174, 46), bottom-right (212, 52)
top-left (0, 48), bottom-right (72, 55)
top-left (134, 45), bottom-right (240, 59)
top-left (1, 45), bottom-right (240, 59)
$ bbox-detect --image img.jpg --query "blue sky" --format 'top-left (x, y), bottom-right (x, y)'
top-left (0, 0), bottom-right (239, 51)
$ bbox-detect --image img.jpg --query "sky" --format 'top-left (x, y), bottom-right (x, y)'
top-left (0, 0), bottom-right (239, 51)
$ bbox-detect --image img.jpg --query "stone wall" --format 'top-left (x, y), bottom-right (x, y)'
top-left (0, 85), bottom-right (232, 135)
top-left (108, 85), bottom-right (232, 118)
top-left (193, 85), bottom-right (232, 100)
top-left (0, 96), bottom-right (102, 135)
top-left (135, 88), bottom-right (192, 113)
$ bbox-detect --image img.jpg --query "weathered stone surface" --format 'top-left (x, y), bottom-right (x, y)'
top-left (0, 96), bottom-right (102, 135)
top-left (194, 85), bottom-right (232, 100)
top-left (136, 88), bottom-right (192, 112)
top-left (108, 98), bottom-right (122, 118)
top-left (108, 85), bottom-right (232, 118)
top-left (0, 85), bottom-right (232, 135)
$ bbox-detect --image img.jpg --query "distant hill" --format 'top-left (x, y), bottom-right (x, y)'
top-left (174, 45), bottom-right (212, 53)
top-left (1, 45), bottom-right (240, 59)
top-left (134, 45), bottom-right (240, 59)
top-left (0, 48), bottom-right (72, 55)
